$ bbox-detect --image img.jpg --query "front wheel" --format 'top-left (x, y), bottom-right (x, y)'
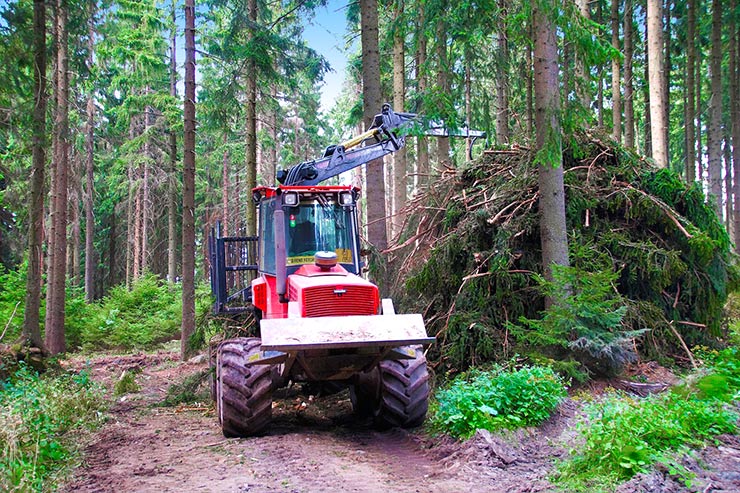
top-left (375, 346), bottom-right (430, 429)
top-left (216, 337), bottom-right (274, 437)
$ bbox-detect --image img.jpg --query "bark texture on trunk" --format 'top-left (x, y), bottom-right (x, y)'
top-left (168, 0), bottom-right (178, 284)
top-left (360, 0), bottom-right (388, 251)
top-left (245, 0), bottom-right (258, 237)
top-left (731, 0), bottom-right (740, 252)
top-left (436, 14), bottom-right (450, 170)
top-left (392, 0), bottom-right (406, 238)
top-left (611, 0), bottom-right (621, 142)
top-left (533, 0), bottom-right (569, 286)
top-left (496, 0), bottom-right (510, 144)
top-left (181, 0), bottom-right (196, 360)
top-left (46, 0), bottom-right (69, 355)
top-left (624, 0), bottom-right (635, 147)
top-left (647, 0), bottom-right (668, 167)
top-left (84, 17), bottom-right (96, 302)
top-left (708, 0), bottom-right (723, 212)
top-left (416, 8), bottom-right (429, 190)
top-left (23, 0), bottom-right (47, 349)
top-left (686, 0), bottom-right (696, 182)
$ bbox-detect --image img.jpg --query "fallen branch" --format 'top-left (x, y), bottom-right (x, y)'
top-left (0, 301), bottom-right (20, 343)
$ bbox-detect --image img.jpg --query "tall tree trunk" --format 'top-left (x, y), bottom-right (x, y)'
top-left (597, 0), bottom-right (604, 128)
top-left (415, 8), bottom-right (429, 190)
top-left (46, 0), bottom-right (69, 355)
top-left (142, 101), bottom-right (152, 273)
top-left (611, 0), bottom-right (621, 142)
top-left (222, 142), bottom-right (229, 235)
top-left (84, 8), bottom-right (95, 302)
top-left (465, 51), bottom-right (473, 158)
top-left (436, 10), bottom-right (451, 169)
top-left (708, 0), bottom-right (723, 212)
top-left (360, 0), bottom-right (388, 251)
top-left (534, 0), bottom-right (569, 288)
top-left (644, 44), bottom-right (652, 156)
top-left (686, 0), bottom-right (696, 182)
top-left (168, 0), bottom-right (178, 284)
top-left (576, 0), bottom-right (591, 110)
top-left (647, 0), bottom-right (668, 167)
top-left (181, 0), bottom-right (196, 360)
top-left (526, 17), bottom-right (534, 139)
top-left (696, 47), bottom-right (703, 181)
top-left (392, 0), bottom-right (406, 238)
top-left (664, 0), bottom-right (672, 155)
top-left (731, 0), bottom-right (740, 252)
top-left (245, 0), bottom-right (258, 236)
top-left (22, 0), bottom-right (47, 349)
top-left (68, 152), bottom-right (80, 284)
top-left (624, 0), bottom-right (635, 147)
top-left (496, 0), bottom-right (510, 143)
top-left (268, 85), bottom-right (279, 184)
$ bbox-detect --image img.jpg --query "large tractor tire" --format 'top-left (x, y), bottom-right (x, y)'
top-left (375, 346), bottom-right (430, 428)
top-left (349, 368), bottom-right (380, 418)
top-left (216, 337), bottom-right (274, 437)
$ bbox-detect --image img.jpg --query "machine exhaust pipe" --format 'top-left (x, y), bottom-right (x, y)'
top-left (274, 208), bottom-right (288, 303)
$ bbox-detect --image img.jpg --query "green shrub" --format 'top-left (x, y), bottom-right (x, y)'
top-left (508, 265), bottom-right (647, 377)
top-left (0, 365), bottom-right (106, 492)
top-left (555, 350), bottom-right (740, 492)
top-left (431, 365), bottom-right (567, 438)
top-left (113, 370), bottom-right (141, 396)
top-left (77, 274), bottom-right (182, 351)
top-left (0, 265), bottom-right (28, 344)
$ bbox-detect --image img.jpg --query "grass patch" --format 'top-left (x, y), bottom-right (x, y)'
top-left (113, 370), bottom-right (141, 396)
top-left (159, 369), bottom-right (210, 407)
top-left (554, 348), bottom-right (740, 492)
top-left (430, 365), bottom-right (567, 438)
top-left (0, 364), bottom-right (106, 491)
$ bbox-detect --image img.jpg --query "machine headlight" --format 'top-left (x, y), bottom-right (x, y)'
top-left (283, 192), bottom-right (299, 206)
top-left (339, 191), bottom-right (354, 206)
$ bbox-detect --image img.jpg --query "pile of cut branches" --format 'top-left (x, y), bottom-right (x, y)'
top-left (387, 134), bottom-right (738, 375)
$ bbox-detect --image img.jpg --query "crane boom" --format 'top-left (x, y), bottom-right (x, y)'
top-left (276, 103), bottom-right (486, 186)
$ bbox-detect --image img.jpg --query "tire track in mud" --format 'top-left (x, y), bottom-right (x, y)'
top-left (61, 351), bottom-right (501, 493)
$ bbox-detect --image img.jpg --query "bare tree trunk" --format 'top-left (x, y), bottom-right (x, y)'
top-left (181, 0), bottom-right (196, 360)
top-left (465, 51), bottom-right (473, 158)
top-left (415, 9), bottom-right (429, 190)
top-left (708, 0), bottom-right (723, 212)
top-left (576, 0), bottom-right (591, 110)
top-left (46, 0), bottom-right (69, 355)
top-left (436, 15), bottom-right (451, 170)
top-left (360, 0), bottom-right (388, 251)
top-left (611, 0), bottom-right (621, 142)
top-left (686, 0), bottom-right (696, 182)
top-left (222, 143), bottom-right (229, 235)
top-left (534, 0), bottom-right (569, 288)
top-left (697, 48), bottom-right (703, 181)
top-left (526, 16), bottom-right (534, 139)
top-left (68, 152), bottom-right (80, 284)
top-left (731, 0), bottom-right (740, 252)
top-left (392, 0), bottom-right (406, 238)
top-left (84, 9), bottom-right (95, 301)
top-left (624, 0), bottom-right (635, 147)
top-left (22, 0), bottom-right (47, 349)
top-left (168, 0), bottom-right (178, 284)
top-left (268, 85), bottom-right (279, 184)
top-left (644, 44), bottom-right (652, 157)
top-left (245, 0), bottom-right (258, 237)
top-left (142, 101), bottom-right (152, 273)
top-left (496, 0), bottom-right (510, 144)
top-left (597, 0), bottom-right (604, 128)
top-left (647, 0), bottom-right (668, 167)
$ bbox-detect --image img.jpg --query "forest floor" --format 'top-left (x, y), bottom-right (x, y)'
top-left (60, 348), bottom-right (740, 493)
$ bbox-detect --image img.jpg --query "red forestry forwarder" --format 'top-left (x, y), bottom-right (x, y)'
top-left (208, 104), bottom-right (485, 437)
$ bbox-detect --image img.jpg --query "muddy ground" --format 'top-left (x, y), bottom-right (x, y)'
top-left (61, 350), bottom-right (740, 493)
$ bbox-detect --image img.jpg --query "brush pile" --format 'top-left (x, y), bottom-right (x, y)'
top-left (387, 134), bottom-right (738, 375)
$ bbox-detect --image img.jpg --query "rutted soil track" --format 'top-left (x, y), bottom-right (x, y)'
top-left (61, 351), bottom-right (562, 493)
top-left (61, 350), bottom-right (740, 493)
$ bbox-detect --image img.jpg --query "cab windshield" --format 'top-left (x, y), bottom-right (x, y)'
top-left (286, 201), bottom-right (354, 265)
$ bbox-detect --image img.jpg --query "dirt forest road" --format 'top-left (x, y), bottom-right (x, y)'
top-left (61, 350), bottom-right (562, 493)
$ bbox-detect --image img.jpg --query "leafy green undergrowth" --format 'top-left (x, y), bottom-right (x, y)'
top-left (159, 369), bottom-right (210, 407)
top-left (430, 365), bottom-right (567, 438)
top-left (0, 365), bottom-right (106, 492)
top-left (554, 348), bottom-right (740, 492)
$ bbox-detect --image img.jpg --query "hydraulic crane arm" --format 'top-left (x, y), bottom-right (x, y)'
top-left (276, 104), bottom-right (486, 186)
top-left (277, 104), bottom-right (415, 186)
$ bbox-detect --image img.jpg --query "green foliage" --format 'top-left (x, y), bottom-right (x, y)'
top-left (113, 369), bottom-right (140, 396)
top-left (0, 265), bottom-right (27, 343)
top-left (159, 369), bottom-right (210, 407)
top-left (0, 365), bottom-right (106, 492)
top-left (431, 365), bottom-right (567, 438)
top-left (74, 274), bottom-right (182, 351)
top-left (508, 264), bottom-right (646, 376)
top-left (555, 350), bottom-right (740, 492)
top-left (399, 136), bottom-right (737, 374)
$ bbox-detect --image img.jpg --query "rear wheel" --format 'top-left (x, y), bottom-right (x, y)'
top-left (374, 346), bottom-right (430, 429)
top-left (216, 337), bottom-right (274, 437)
